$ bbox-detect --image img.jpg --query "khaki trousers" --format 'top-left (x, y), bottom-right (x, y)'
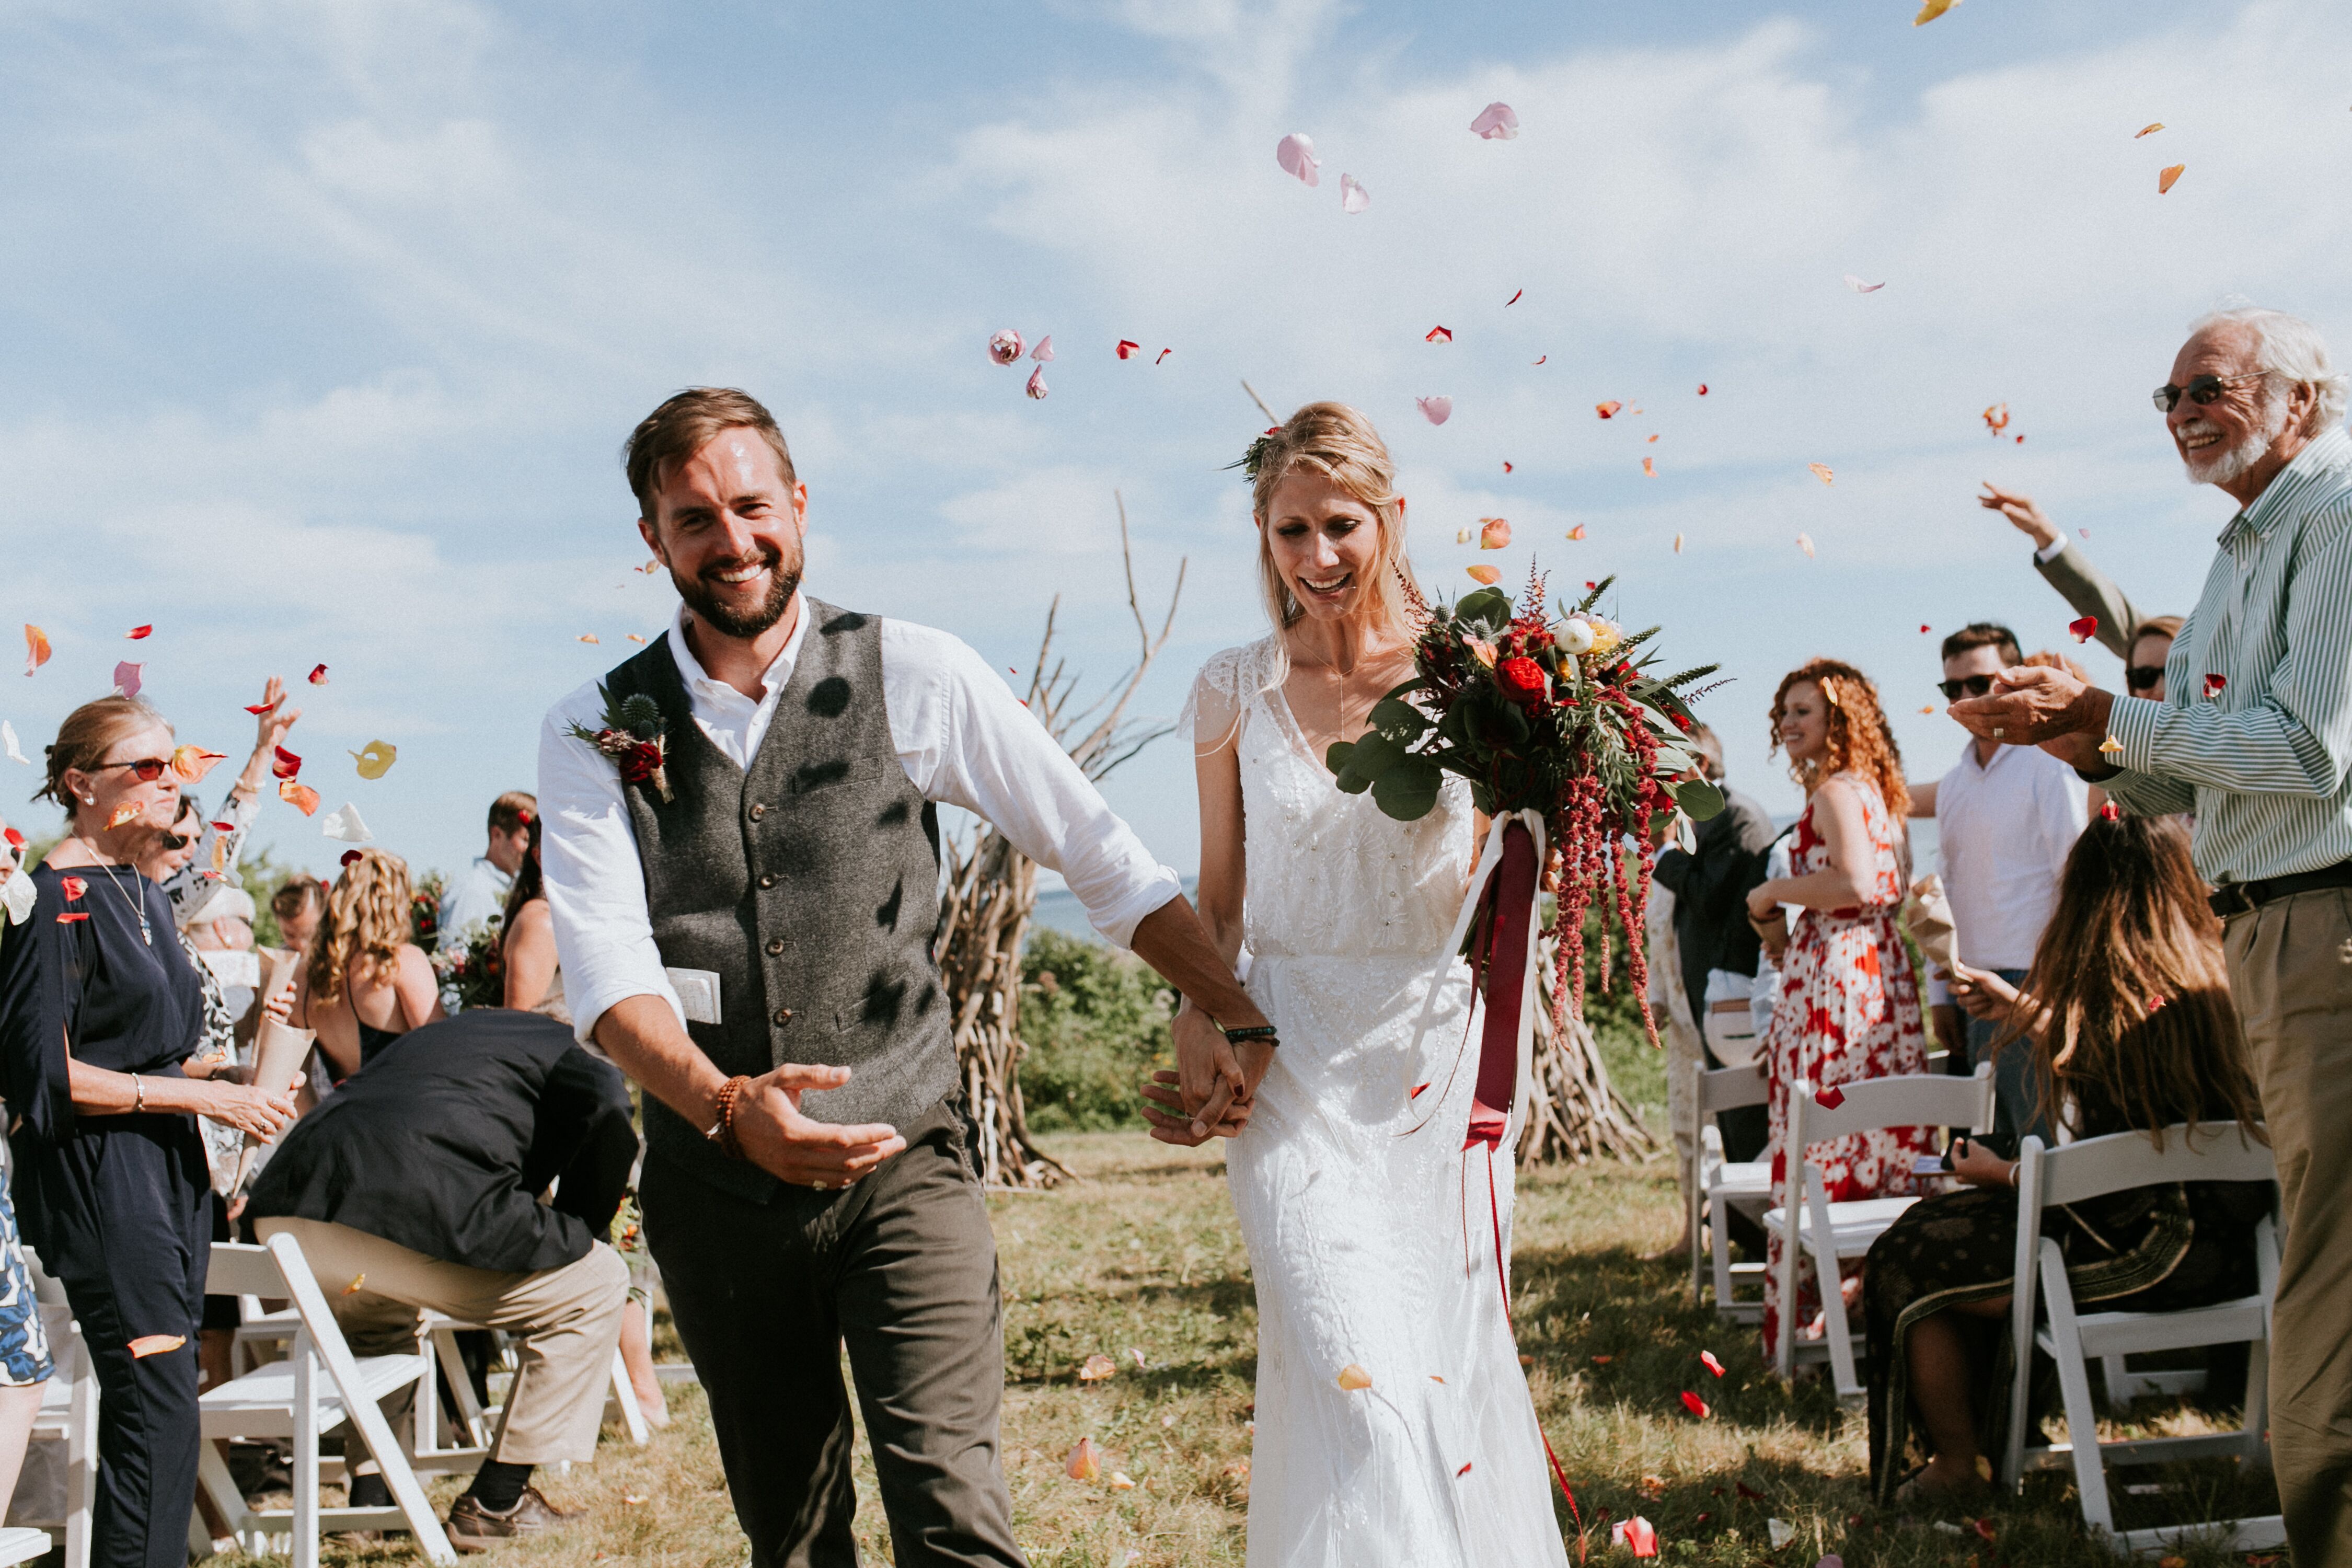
top-left (1665, 1013), bottom-right (1704, 1214)
top-left (256, 1217), bottom-right (629, 1466)
top-left (2224, 887), bottom-right (2352, 1566)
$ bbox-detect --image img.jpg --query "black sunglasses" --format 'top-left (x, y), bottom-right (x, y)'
top-left (2151, 372), bottom-right (2266, 413)
top-left (1937, 675), bottom-right (1994, 701)
top-left (95, 757), bottom-right (172, 782)
top-left (2125, 664), bottom-right (2165, 693)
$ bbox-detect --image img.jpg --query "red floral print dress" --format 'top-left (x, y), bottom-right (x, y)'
top-left (1760, 773), bottom-right (1933, 1363)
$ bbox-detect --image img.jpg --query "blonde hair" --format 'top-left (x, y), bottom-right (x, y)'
top-left (36, 697), bottom-right (171, 808)
top-left (1251, 401), bottom-right (1421, 639)
top-left (307, 849), bottom-right (414, 1005)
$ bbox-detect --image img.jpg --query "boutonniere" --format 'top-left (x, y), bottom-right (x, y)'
top-left (567, 686), bottom-right (674, 803)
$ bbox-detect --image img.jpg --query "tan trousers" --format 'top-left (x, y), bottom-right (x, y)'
top-left (256, 1217), bottom-right (629, 1466)
top-left (2224, 888), bottom-right (2352, 1567)
top-left (1665, 1014), bottom-right (1704, 1214)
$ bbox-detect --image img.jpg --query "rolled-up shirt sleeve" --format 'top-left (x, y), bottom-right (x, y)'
top-left (538, 688), bottom-right (683, 1044)
top-left (884, 622), bottom-right (1182, 949)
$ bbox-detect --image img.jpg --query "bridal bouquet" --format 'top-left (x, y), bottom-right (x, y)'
top-left (1328, 571), bottom-right (1723, 1037)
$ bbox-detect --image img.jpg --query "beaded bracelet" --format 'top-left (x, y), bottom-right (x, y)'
top-left (1221, 1024), bottom-right (1281, 1046)
top-left (707, 1075), bottom-right (752, 1159)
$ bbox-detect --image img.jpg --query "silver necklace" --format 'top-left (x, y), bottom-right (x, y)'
top-left (84, 846), bottom-right (152, 947)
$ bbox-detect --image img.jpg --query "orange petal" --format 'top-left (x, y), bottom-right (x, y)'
top-left (1982, 402), bottom-right (2010, 433)
top-left (1566, 525), bottom-right (1587, 541)
top-left (1641, 456), bottom-right (1656, 478)
top-left (1336, 1364), bottom-right (1373, 1390)
top-left (626, 633), bottom-right (647, 644)
top-left (128, 1334), bottom-right (186, 1359)
top-left (1466, 566), bottom-right (1502, 585)
top-left (1673, 533), bottom-right (1684, 554)
top-left (2135, 123), bottom-right (2164, 139)
top-left (1913, 0), bottom-right (1958, 21)
top-left (23, 625), bottom-right (50, 676)
top-left (1595, 400), bottom-right (1622, 420)
top-left (1064, 1436), bottom-right (1101, 1480)
top-left (171, 746), bottom-right (227, 783)
top-left (1478, 517), bottom-right (1511, 549)
top-left (580, 633), bottom-right (602, 644)
top-left (1807, 463), bottom-right (1834, 486)
top-left (279, 780), bottom-right (321, 816)
top-left (2158, 163), bottom-right (2185, 194)
top-left (107, 802), bottom-right (143, 828)
top-left (1110, 1471), bottom-right (1136, 1490)
top-left (1078, 1353), bottom-right (1117, 1382)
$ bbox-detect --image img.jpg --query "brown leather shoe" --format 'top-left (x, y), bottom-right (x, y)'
top-left (445, 1487), bottom-right (578, 1552)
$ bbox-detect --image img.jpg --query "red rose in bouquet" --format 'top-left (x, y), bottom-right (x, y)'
top-left (1494, 656), bottom-right (1549, 706)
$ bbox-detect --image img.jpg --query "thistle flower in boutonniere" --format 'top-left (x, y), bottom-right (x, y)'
top-left (567, 686), bottom-right (674, 803)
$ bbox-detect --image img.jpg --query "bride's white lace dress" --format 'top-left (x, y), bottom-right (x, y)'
top-left (1190, 638), bottom-right (1571, 1568)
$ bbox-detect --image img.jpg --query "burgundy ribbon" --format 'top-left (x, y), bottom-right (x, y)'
top-left (1466, 817), bottom-right (1538, 1152)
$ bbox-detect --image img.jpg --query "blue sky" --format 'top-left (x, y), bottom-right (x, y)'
top-left (2, 0), bottom-right (2347, 892)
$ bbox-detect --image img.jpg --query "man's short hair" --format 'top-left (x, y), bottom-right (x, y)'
top-left (1940, 621), bottom-right (2020, 667)
top-left (1689, 723), bottom-right (1725, 779)
top-left (489, 791), bottom-right (537, 837)
top-left (624, 388), bottom-right (798, 520)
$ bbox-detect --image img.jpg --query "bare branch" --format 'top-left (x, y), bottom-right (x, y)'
top-left (1241, 379), bottom-right (1280, 425)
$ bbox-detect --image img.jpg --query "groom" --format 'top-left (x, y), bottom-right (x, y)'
top-left (539, 387), bottom-right (1272, 1567)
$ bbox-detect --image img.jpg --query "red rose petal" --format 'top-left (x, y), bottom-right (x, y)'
top-left (272, 745), bottom-right (301, 780)
top-left (1813, 1083), bottom-right (1846, 1110)
top-left (60, 876), bottom-right (86, 902)
top-left (2069, 615), bottom-right (2097, 644)
top-left (1736, 1482), bottom-right (1767, 1501)
top-left (1595, 400), bottom-right (1622, 420)
top-left (56, 912), bottom-right (89, 924)
top-left (2203, 673), bottom-right (2227, 698)
top-left (2100, 802), bottom-right (2120, 821)
top-left (341, 849), bottom-right (363, 867)
top-left (1973, 1517), bottom-right (1996, 1541)
top-left (1679, 1390), bottom-right (1710, 1418)
top-left (1504, 289), bottom-right (1522, 306)
top-left (2, 827), bottom-right (22, 849)
top-left (125, 624), bottom-right (152, 640)
top-left (307, 663), bottom-right (329, 685)
top-left (1456, 1461), bottom-right (1472, 1477)
top-left (1115, 340), bottom-right (1140, 359)
top-left (1700, 1350), bottom-right (1725, 1377)
top-left (1425, 325), bottom-right (1452, 343)
top-left (1155, 349), bottom-right (1172, 364)
top-left (1697, 383), bottom-right (1709, 395)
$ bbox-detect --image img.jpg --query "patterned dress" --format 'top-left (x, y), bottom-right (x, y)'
top-left (1759, 773), bottom-right (1933, 1363)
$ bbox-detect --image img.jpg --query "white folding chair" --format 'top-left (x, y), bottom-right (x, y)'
top-left (1692, 1063), bottom-right (1770, 1320)
top-left (1766, 1062), bottom-right (1996, 1398)
top-left (20, 1303), bottom-right (96, 1568)
top-left (1999, 1125), bottom-right (2283, 1557)
top-left (194, 1236), bottom-right (456, 1566)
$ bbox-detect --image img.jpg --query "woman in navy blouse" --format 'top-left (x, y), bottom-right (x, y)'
top-left (0, 695), bottom-right (295, 1568)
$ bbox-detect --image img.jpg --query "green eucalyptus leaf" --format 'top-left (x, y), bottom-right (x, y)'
top-left (1455, 586), bottom-right (1512, 628)
top-left (1325, 739), bottom-right (1357, 776)
top-left (1368, 697), bottom-right (1433, 745)
top-left (1371, 756), bottom-right (1445, 821)
top-left (1675, 778), bottom-right (1726, 822)
top-left (1333, 731), bottom-right (1406, 792)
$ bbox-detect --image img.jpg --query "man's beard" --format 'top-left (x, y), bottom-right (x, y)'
top-left (674, 545), bottom-right (802, 639)
top-left (2181, 389), bottom-right (2289, 488)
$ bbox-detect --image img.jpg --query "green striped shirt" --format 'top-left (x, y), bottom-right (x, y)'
top-left (2106, 426), bottom-right (2352, 885)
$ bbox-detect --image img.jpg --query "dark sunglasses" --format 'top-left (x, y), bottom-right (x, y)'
top-left (95, 757), bottom-right (172, 782)
top-left (2125, 664), bottom-right (2165, 693)
top-left (1936, 674), bottom-right (1994, 701)
top-left (2151, 372), bottom-right (2265, 413)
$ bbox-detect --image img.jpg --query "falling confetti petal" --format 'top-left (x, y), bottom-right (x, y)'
top-left (1647, 433), bottom-right (1659, 443)
top-left (23, 626), bottom-right (49, 677)
top-left (307, 663), bottom-right (329, 685)
top-left (1131, 1348), bottom-right (1146, 1368)
top-left (1065, 1438), bottom-right (1102, 1481)
top-left (1078, 1354), bottom-right (1117, 1382)
top-left (1336, 1364), bottom-right (1374, 1390)
top-left (1920, 705), bottom-right (1935, 713)
top-left (1155, 348), bottom-right (1172, 364)
top-left (351, 740), bottom-right (397, 779)
top-left (1972, 1518), bottom-right (1997, 1542)
top-left (320, 803), bottom-right (373, 844)
top-left (2068, 616), bottom-right (2098, 644)
top-left (107, 802), bottom-right (142, 828)
top-left (1479, 518), bottom-right (1511, 549)
top-left (1502, 462), bottom-right (1513, 474)
top-left (1842, 275), bottom-right (1886, 293)
top-left (279, 781), bottom-right (320, 816)
top-left (2149, 994), bottom-right (2167, 1012)
top-left (1425, 325), bottom-right (1452, 343)
top-left (113, 662), bottom-right (142, 699)
top-left (1110, 1472), bottom-right (1136, 1490)
top-left (1466, 566), bottom-right (1501, 584)
top-left (1736, 1482), bottom-right (1768, 1501)
top-left (1115, 340), bottom-right (1140, 359)
top-left (1920, 624), bottom-right (1932, 633)
top-left (1768, 1518), bottom-right (1796, 1549)
top-left (1680, 1391), bottom-right (1711, 1419)
top-left (626, 633), bottom-right (647, 644)
top-left (1416, 396), bottom-right (1452, 425)
top-left (1, 721), bottom-right (22, 765)
top-left (2099, 735), bottom-right (2124, 754)
top-left (1808, 463), bottom-right (1834, 486)
top-left (988, 329), bottom-right (1023, 365)
top-left (342, 1274), bottom-right (366, 1296)
top-left (272, 745), bottom-right (301, 780)
top-left (2203, 673), bottom-right (2227, 698)
top-left (1566, 525), bottom-right (1587, 541)
top-left (1456, 1461), bottom-right (1473, 1478)
top-left (127, 1335), bottom-right (186, 1359)
top-left (1030, 336), bottom-right (1054, 363)
top-left (170, 746), bottom-right (225, 783)
top-left (1797, 533), bottom-right (1816, 558)
top-left (1642, 457), bottom-right (1656, 478)
top-left (1505, 289), bottom-right (1523, 306)
top-left (1983, 402), bottom-right (2011, 434)
top-left (1591, 1355), bottom-right (1613, 1364)
top-left (1530, 355), bottom-right (1547, 365)
top-left (125, 625), bottom-right (152, 640)
top-left (1595, 400), bottom-right (1622, 420)
top-left (55, 912), bottom-right (88, 925)
top-left (1455, 528), bottom-right (1471, 544)
top-left (1697, 383), bottom-right (1709, 395)
top-left (1469, 101), bottom-right (1519, 140)
top-left (1027, 366), bottom-right (1049, 400)
top-left (2136, 123), bottom-right (2164, 139)
top-left (1625, 1517), bottom-right (1658, 1558)
top-left (60, 877), bottom-right (86, 902)
top-left (579, 633), bottom-right (601, 644)
top-left (2158, 163), bottom-right (2186, 194)
top-left (1815, 1083), bottom-right (1846, 1109)
top-left (340, 849), bottom-right (362, 867)
top-left (1673, 533), bottom-right (1684, 554)
top-left (1701, 1351), bottom-right (1726, 1377)
top-left (623, 1495), bottom-right (648, 1507)
top-left (1340, 173), bottom-right (1369, 213)
top-left (1275, 132), bottom-right (1320, 186)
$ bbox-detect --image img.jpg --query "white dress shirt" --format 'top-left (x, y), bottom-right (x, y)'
top-left (539, 599), bottom-right (1183, 1044)
top-left (436, 855), bottom-right (515, 947)
top-left (1933, 739), bottom-right (2088, 972)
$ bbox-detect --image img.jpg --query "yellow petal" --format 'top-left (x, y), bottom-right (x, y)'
top-left (351, 740), bottom-right (398, 780)
top-left (2158, 163), bottom-right (2185, 194)
top-left (1913, 0), bottom-right (1958, 21)
top-left (2098, 735), bottom-right (2124, 754)
top-left (342, 1274), bottom-right (366, 1295)
top-left (1064, 1437), bottom-right (1101, 1480)
top-left (1673, 532), bottom-right (1685, 554)
top-left (626, 633), bottom-right (648, 644)
top-left (1466, 566), bottom-right (1502, 585)
top-left (1336, 1363), bottom-right (1373, 1391)
top-left (1807, 462), bottom-right (1834, 486)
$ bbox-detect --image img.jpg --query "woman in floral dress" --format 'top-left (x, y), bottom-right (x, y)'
top-left (1744, 658), bottom-right (1934, 1365)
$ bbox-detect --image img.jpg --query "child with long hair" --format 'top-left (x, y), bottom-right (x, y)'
top-left (1743, 658), bottom-right (1934, 1365)
top-left (1863, 812), bottom-right (2268, 1506)
top-left (287, 849), bottom-right (444, 1080)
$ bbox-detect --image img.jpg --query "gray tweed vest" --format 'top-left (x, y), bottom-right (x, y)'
top-left (603, 603), bottom-right (954, 1204)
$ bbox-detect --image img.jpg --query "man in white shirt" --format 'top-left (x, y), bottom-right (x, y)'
top-left (540, 387), bottom-right (1275, 1566)
top-left (1908, 621), bottom-right (2088, 1150)
top-left (435, 790), bottom-right (535, 952)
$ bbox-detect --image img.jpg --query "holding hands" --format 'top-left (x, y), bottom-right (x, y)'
top-left (1140, 1007), bottom-right (1274, 1146)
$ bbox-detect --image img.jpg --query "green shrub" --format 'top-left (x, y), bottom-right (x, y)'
top-left (1018, 928), bottom-right (1175, 1133)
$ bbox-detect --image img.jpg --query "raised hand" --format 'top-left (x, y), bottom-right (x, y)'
top-left (1977, 482), bottom-right (2059, 551)
top-left (731, 1062), bottom-right (908, 1189)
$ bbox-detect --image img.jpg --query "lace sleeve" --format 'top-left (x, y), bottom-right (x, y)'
top-left (1178, 642), bottom-right (1271, 760)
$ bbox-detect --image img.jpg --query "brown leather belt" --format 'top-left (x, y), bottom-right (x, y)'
top-left (2208, 859), bottom-right (2352, 919)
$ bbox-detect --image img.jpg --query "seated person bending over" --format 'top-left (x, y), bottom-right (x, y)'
top-left (1862, 811), bottom-right (2269, 1507)
top-left (246, 1008), bottom-right (636, 1549)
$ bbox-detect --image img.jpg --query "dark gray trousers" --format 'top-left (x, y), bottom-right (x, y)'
top-left (642, 1101), bottom-right (1026, 1568)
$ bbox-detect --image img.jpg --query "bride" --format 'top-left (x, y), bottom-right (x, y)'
top-left (1142, 402), bottom-right (1572, 1566)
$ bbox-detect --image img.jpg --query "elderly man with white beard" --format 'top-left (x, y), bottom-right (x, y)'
top-left (1950, 306), bottom-right (2352, 1563)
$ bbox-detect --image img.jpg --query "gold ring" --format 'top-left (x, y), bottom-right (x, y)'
top-left (811, 1179), bottom-right (829, 1191)
top-left (1992, 727), bottom-right (2005, 739)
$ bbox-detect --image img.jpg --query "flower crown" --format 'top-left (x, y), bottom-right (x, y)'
top-left (1227, 426), bottom-right (1285, 480)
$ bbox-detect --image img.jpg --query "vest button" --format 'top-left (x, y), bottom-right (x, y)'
top-left (773, 1007), bottom-right (794, 1027)
top-left (759, 874), bottom-right (777, 889)
top-left (748, 802), bottom-right (767, 821)
top-left (766, 938), bottom-right (785, 956)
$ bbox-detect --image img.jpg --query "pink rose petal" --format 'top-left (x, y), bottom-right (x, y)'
top-left (1340, 172), bottom-right (1368, 213)
top-left (988, 329), bottom-right (1023, 365)
top-left (113, 661), bottom-right (142, 699)
top-left (1275, 133), bottom-right (1320, 187)
top-left (1842, 274), bottom-right (1886, 293)
top-left (1415, 396), bottom-right (1452, 425)
top-left (1030, 335), bottom-right (1054, 362)
top-left (1025, 366), bottom-right (1048, 400)
top-left (1469, 101), bottom-right (1519, 141)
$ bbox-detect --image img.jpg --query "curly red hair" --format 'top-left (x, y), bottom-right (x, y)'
top-left (1768, 658), bottom-right (1910, 820)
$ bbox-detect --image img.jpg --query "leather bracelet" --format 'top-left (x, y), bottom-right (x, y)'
top-left (1222, 1024), bottom-right (1279, 1047)
top-left (706, 1075), bottom-right (751, 1160)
